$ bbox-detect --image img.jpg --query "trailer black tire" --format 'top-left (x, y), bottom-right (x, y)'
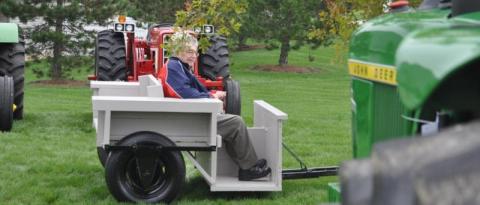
top-left (95, 30), bottom-right (128, 81)
top-left (97, 147), bottom-right (108, 167)
top-left (0, 40), bottom-right (25, 120)
top-left (199, 35), bottom-right (230, 80)
top-left (0, 76), bottom-right (14, 132)
top-left (105, 132), bottom-right (185, 203)
top-left (224, 78), bottom-right (241, 115)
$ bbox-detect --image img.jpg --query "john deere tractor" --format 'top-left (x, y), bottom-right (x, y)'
top-left (0, 22), bottom-right (25, 132)
top-left (335, 0), bottom-right (480, 204)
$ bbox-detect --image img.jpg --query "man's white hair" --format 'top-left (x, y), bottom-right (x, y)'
top-left (170, 31), bottom-right (198, 56)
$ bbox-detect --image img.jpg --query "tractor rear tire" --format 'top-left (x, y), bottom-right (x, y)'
top-left (0, 76), bottom-right (14, 132)
top-left (105, 132), bottom-right (185, 203)
top-left (0, 40), bottom-right (25, 120)
top-left (224, 78), bottom-right (241, 115)
top-left (95, 30), bottom-right (128, 81)
top-left (199, 35), bottom-right (230, 80)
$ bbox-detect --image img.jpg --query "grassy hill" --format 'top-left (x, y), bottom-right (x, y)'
top-left (0, 46), bottom-right (351, 204)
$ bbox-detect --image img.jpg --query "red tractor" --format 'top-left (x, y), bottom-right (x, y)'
top-left (89, 16), bottom-right (241, 115)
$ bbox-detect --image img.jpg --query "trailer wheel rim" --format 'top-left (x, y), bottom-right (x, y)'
top-left (123, 155), bottom-right (169, 196)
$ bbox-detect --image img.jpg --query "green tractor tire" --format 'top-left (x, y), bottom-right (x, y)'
top-left (0, 40), bottom-right (25, 120)
top-left (0, 76), bottom-right (14, 132)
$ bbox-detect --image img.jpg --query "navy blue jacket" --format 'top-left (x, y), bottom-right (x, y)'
top-left (163, 57), bottom-right (211, 98)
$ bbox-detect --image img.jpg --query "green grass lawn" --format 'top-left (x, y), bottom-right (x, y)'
top-left (0, 46), bottom-right (351, 204)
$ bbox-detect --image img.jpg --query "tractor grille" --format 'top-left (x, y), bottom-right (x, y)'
top-left (372, 83), bottom-right (411, 142)
top-left (351, 78), bottom-right (413, 158)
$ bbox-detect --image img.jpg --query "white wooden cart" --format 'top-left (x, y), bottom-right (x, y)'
top-left (90, 75), bottom-right (287, 203)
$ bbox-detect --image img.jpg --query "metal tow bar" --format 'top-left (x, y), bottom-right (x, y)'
top-left (282, 142), bottom-right (339, 180)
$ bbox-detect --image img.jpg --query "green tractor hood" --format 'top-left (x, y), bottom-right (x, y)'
top-left (0, 23), bottom-right (19, 43)
top-left (350, 8), bottom-right (480, 111)
top-left (397, 13), bottom-right (480, 110)
top-left (349, 9), bottom-right (449, 66)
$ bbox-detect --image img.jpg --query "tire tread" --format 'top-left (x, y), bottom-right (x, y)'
top-left (95, 30), bottom-right (128, 81)
top-left (0, 39), bottom-right (25, 119)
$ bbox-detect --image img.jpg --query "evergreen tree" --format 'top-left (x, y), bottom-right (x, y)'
top-left (115, 0), bottom-right (184, 24)
top-left (0, 11), bottom-right (7, 22)
top-left (0, 0), bottom-right (116, 80)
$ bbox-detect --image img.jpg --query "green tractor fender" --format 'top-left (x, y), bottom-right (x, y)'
top-left (396, 26), bottom-right (480, 112)
top-left (349, 9), bottom-right (449, 66)
top-left (0, 23), bottom-right (19, 43)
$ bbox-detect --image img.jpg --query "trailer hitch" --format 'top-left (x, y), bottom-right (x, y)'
top-left (282, 142), bottom-right (339, 180)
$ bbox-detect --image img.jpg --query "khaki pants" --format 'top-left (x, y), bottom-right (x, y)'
top-left (217, 114), bottom-right (258, 169)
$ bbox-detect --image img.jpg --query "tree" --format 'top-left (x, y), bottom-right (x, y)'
top-left (115, 0), bottom-right (184, 24)
top-left (245, 0), bottom-right (331, 66)
top-left (230, 4), bottom-right (262, 50)
top-left (175, 0), bottom-right (248, 50)
top-left (0, 11), bottom-right (7, 22)
top-left (0, 0), bottom-right (116, 80)
top-left (309, 0), bottom-right (424, 62)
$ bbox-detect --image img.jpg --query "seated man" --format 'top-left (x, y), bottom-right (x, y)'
top-left (160, 31), bottom-right (271, 181)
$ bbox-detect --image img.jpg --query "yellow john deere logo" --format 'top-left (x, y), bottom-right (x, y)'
top-left (348, 59), bottom-right (397, 85)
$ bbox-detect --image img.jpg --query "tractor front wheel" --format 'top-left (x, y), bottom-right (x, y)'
top-left (0, 76), bottom-right (14, 132)
top-left (224, 78), bottom-right (241, 115)
top-left (105, 132), bottom-right (185, 203)
top-left (95, 30), bottom-right (128, 81)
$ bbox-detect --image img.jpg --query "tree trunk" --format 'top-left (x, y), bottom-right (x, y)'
top-left (0, 11), bottom-right (8, 22)
top-left (51, 0), bottom-right (64, 80)
top-left (278, 37), bottom-right (290, 66)
top-left (237, 34), bottom-right (247, 50)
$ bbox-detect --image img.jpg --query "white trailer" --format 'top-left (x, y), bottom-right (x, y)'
top-left (90, 75), bottom-right (287, 203)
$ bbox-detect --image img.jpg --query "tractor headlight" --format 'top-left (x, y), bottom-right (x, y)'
top-left (114, 23), bottom-right (124, 32)
top-left (194, 26), bottom-right (202, 33)
top-left (203, 25), bottom-right (214, 34)
top-left (125, 24), bottom-right (135, 32)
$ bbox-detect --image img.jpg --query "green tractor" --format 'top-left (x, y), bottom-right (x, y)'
top-left (334, 0), bottom-right (480, 204)
top-left (0, 21), bottom-right (25, 132)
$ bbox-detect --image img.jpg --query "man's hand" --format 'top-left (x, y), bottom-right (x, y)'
top-left (212, 91), bottom-right (226, 100)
